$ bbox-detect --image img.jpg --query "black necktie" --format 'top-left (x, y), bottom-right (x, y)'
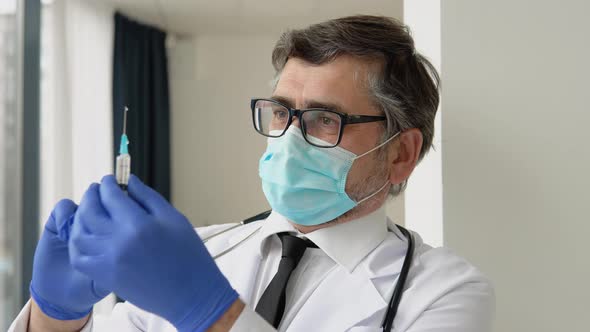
top-left (255, 233), bottom-right (317, 328)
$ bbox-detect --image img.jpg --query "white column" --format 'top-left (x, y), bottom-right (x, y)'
top-left (40, 0), bottom-right (116, 314)
top-left (403, 0), bottom-right (443, 247)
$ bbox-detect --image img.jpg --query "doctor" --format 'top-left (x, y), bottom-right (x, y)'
top-left (10, 15), bottom-right (494, 332)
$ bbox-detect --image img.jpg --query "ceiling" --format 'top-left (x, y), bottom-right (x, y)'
top-left (104, 0), bottom-right (402, 35)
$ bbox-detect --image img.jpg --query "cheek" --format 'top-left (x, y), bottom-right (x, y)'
top-left (345, 153), bottom-right (376, 191)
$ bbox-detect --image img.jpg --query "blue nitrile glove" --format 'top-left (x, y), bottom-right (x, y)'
top-left (30, 199), bottom-right (110, 320)
top-left (69, 175), bottom-right (239, 332)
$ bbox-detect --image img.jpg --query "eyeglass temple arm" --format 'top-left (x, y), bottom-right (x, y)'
top-left (345, 114), bottom-right (387, 124)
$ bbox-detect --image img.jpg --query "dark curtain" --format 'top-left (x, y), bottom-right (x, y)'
top-left (113, 12), bottom-right (170, 200)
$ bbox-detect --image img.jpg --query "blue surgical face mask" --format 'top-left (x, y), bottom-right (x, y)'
top-left (259, 126), bottom-right (400, 226)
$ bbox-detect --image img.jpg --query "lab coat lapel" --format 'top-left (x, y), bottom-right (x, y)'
top-left (203, 223), bottom-right (264, 304)
top-left (287, 265), bottom-right (387, 331)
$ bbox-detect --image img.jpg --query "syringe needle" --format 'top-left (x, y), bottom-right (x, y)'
top-left (123, 106), bottom-right (128, 135)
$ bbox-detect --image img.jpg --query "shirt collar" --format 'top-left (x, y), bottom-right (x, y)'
top-left (255, 206), bottom-right (389, 273)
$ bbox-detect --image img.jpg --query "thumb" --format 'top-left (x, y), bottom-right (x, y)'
top-left (45, 199), bottom-right (78, 242)
top-left (127, 175), bottom-right (173, 217)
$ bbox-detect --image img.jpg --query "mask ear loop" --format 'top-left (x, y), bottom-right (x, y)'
top-left (357, 181), bottom-right (390, 204)
top-left (354, 131), bottom-right (401, 160)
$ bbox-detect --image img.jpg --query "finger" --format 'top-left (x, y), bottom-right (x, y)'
top-left (57, 214), bottom-right (75, 242)
top-left (98, 175), bottom-right (146, 219)
top-left (127, 174), bottom-right (172, 217)
top-left (46, 199), bottom-right (78, 236)
top-left (70, 217), bottom-right (110, 256)
top-left (69, 247), bottom-right (108, 284)
top-left (68, 205), bottom-right (112, 255)
top-left (76, 183), bottom-right (112, 235)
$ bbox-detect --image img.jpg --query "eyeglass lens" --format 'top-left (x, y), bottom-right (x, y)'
top-left (253, 99), bottom-right (342, 147)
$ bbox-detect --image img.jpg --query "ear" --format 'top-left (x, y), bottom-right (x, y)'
top-left (388, 128), bottom-right (423, 185)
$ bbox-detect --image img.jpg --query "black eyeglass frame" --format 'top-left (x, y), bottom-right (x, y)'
top-left (251, 98), bottom-right (387, 148)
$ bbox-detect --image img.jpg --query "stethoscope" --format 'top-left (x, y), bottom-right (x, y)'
top-left (202, 210), bottom-right (414, 332)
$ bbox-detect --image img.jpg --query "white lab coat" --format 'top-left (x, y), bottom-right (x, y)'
top-left (9, 215), bottom-right (494, 331)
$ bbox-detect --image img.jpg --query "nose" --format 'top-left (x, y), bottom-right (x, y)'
top-left (291, 116), bottom-right (301, 128)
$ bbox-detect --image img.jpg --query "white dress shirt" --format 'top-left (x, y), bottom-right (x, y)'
top-left (8, 206), bottom-right (495, 331)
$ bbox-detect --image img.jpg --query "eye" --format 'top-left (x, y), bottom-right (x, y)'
top-left (273, 110), bottom-right (288, 119)
top-left (320, 117), bottom-right (335, 126)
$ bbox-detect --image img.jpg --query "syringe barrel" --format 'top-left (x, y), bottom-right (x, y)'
top-left (116, 154), bottom-right (131, 188)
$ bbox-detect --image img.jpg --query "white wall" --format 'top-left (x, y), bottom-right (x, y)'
top-left (169, 34), bottom-right (278, 226)
top-left (441, 1), bottom-right (590, 331)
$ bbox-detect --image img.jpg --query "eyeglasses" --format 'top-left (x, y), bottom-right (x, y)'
top-left (251, 98), bottom-right (387, 148)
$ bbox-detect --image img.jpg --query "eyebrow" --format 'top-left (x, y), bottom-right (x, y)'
top-left (270, 95), bottom-right (346, 113)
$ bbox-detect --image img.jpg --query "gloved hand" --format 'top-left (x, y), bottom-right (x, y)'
top-left (30, 199), bottom-right (110, 320)
top-left (69, 175), bottom-right (239, 332)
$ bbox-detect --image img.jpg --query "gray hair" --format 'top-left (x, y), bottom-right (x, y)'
top-left (271, 15), bottom-right (441, 196)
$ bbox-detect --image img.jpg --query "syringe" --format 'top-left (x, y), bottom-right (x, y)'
top-left (116, 106), bottom-right (131, 190)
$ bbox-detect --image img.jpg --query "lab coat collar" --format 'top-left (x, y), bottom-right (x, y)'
top-left (231, 206), bottom-right (390, 273)
top-left (225, 211), bottom-right (296, 253)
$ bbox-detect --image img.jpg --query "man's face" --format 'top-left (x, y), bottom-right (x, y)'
top-left (272, 56), bottom-right (396, 209)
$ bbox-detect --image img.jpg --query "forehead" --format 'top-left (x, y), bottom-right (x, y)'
top-left (273, 55), bottom-right (378, 115)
